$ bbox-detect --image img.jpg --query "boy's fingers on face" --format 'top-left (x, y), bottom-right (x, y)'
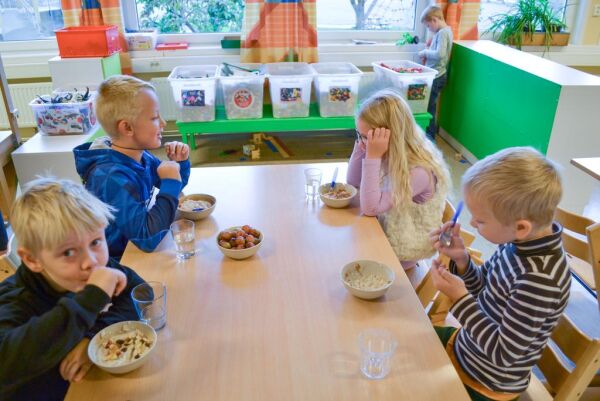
top-left (367, 129), bottom-right (374, 141)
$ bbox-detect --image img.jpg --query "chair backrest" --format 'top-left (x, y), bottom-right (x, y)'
top-left (555, 207), bottom-right (599, 308)
top-left (5, 234), bottom-right (20, 269)
top-left (537, 314), bottom-right (600, 401)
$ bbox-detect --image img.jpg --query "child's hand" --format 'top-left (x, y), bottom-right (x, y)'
top-left (87, 267), bottom-right (127, 298)
top-left (165, 142), bottom-right (190, 162)
top-left (429, 222), bottom-right (470, 270)
top-left (157, 161), bottom-right (181, 182)
top-left (365, 128), bottom-right (390, 159)
top-left (430, 259), bottom-right (468, 303)
top-left (60, 338), bottom-right (92, 382)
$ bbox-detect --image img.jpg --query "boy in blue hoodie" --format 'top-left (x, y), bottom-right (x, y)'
top-left (74, 75), bottom-right (190, 259)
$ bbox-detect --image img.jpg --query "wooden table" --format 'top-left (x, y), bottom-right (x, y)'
top-left (66, 163), bottom-right (469, 401)
top-left (571, 158), bottom-right (600, 181)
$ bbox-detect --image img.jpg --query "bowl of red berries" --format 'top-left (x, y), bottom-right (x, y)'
top-left (217, 225), bottom-right (263, 260)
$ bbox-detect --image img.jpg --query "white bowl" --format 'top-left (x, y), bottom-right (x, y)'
top-left (88, 321), bottom-right (157, 374)
top-left (217, 226), bottom-right (263, 260)
top-left (177, 194), bottom-right (216, 221)
top-left (340, 260), bottom-right (395, 300)
top-left (319, 183), bottom-right (357, 208)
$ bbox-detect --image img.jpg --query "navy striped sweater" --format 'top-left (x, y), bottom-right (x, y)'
top-left (449, 222), bottom-right (571, 393)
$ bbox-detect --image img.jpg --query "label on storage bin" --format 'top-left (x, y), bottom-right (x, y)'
top-left (280, 88), bottom-right (302, 102)
top-left (407, 84), bottom-right (427, 100)
top-left (328, 87), bottom-right (352, 102)
top-left (233, 88), bottom-right (254, 109)
top-left (181, 89), bottom-right (206, 107)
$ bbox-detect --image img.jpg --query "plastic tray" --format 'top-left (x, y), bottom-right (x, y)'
top-left (29, 92), bottom-right (97, 135)
top-left (311, 62), bottom-right (363, 117)
top-left (168, 65), bottom-right (219, 122)
top-left (219, 64), bottom-right (266, 120)
top-left (264, 62), bottom-right (315, 118)
top-left (372, 60), bottom-right (438, 114)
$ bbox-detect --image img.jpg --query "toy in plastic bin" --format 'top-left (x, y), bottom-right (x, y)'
top-left (29, 88), bottom-right (97, 135)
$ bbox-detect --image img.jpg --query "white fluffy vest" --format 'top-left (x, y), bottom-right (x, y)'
top-left (378, 175), bottom-right (447, 262)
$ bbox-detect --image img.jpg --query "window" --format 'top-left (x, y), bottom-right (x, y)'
top-left (317, 0), bottom-right (417, 31)
top-left (134, 0), bottom-right (418, 34)
top-left (0, 0), bottom-right (64, 41)
top-left (478, 0), bottom-right (568, 33)
top-left (136, 0), bottom-right (244, 33)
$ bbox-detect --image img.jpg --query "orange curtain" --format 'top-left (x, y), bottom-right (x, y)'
top-left (437, 0), bottom-right (480, 40)
top-left (241, 0), bottom-right (318, 63)
top-left (60, 0), bottom-right (131, 73)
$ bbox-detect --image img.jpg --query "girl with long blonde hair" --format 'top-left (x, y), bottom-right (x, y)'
top-left (347, 90), bottom-right (450, 269)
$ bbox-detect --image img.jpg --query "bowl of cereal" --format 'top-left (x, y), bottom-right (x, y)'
top-left (217, 225), bottom-right (263, 260)
top-left (178, 194), bottom-right (216, 221)
top-left (319, 183), bottom-right (357, 208)
top-left (88, 321), bottom-right (157, 374)
top-left (341, 260), bottom-right (395, 300)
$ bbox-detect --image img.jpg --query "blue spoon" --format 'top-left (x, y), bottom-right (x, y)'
top-left (330, 167), bottom-right (339, 189)
top-left (439, 201), bottom-right (464, 247)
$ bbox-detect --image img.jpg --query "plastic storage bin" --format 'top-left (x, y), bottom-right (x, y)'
top-left (55, 26), bottom-right (121, 58)
top-left (168, 65), bottom-right (219, 122)
top-left (264, 63), bottom-right (315, 118)
top-left (311, 62), bottom-right (363, 117)
top-left (219, 64), bottom-right (266, 120)
top-left (372, 60), bottom-right (438, 113)
top-left (29, 92), bottom-right (97, 135)
top-left (126, 29), bottom-right (158, 50)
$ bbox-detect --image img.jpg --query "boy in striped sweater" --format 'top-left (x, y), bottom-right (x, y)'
top-left (429, 147), bottom-right (570, 401)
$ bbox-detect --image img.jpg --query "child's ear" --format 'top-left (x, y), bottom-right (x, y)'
top-left (116, 119), bottom-right (134, 138)
top-left (17, 247), bottom-right (44, 273)
top-left (514, 219), bottom-right (533, 241)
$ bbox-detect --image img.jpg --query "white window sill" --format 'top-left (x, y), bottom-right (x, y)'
top-left (1, 39), bottom-right (599, 80)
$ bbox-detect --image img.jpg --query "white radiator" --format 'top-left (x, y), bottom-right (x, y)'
top-left (0, 82), bottom-right (54, 128)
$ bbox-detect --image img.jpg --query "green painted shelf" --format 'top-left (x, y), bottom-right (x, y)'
top-left (176, 104), bottom-right (432, 150)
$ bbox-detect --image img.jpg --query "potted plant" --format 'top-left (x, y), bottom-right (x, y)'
top-left (486, 0), bottom-right (569, 50)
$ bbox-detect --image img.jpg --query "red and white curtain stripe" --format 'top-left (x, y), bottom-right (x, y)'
top-left (241, 0), bottom-right (318, 63)
top-left (436, 0), bottom-right (480, 40)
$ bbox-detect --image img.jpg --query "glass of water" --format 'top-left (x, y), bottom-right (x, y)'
top-left (170, 219), bottom-right (196, 260)
top-left (131, 281), bottom-right (167, 330)
top-left (358, 329), bottom-right (397, 379)
top-left (304, 168), bottom-right (322, 200)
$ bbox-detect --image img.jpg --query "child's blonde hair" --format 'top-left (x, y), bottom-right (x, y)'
top-left (420, 5), bottom-right (445, 23)
top-left (357, 89), bottom-right (450, 206)
top-left (10, 177), bottom-right (114, 253)
top-left (95, 75), bottom-right (156, 138)
top-left (462, 147), bottom-right (562, 227)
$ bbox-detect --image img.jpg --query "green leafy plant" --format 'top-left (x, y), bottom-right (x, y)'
top-left (486, 0), bottom-right (568, 50)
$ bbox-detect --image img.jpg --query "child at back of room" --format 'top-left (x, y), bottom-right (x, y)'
top-left (418, 5), bottom-right (453, 140)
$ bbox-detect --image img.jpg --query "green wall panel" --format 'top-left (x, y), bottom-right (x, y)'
top-left (439, 43), bottom-right (561, 158)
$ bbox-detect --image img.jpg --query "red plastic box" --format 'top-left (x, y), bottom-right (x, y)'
top-left (55, 25), bottom-right (121, 58)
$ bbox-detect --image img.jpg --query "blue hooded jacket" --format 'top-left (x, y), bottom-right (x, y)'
top-left (73, 137), bottom-right (190, 259)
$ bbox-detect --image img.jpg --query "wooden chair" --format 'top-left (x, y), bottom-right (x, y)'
top-left (555, 207), bottom-right (600, 308)
top-left (0, 131), bottom-right (18, 221)
top-left (521, 314), bottom-right (600, 401)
